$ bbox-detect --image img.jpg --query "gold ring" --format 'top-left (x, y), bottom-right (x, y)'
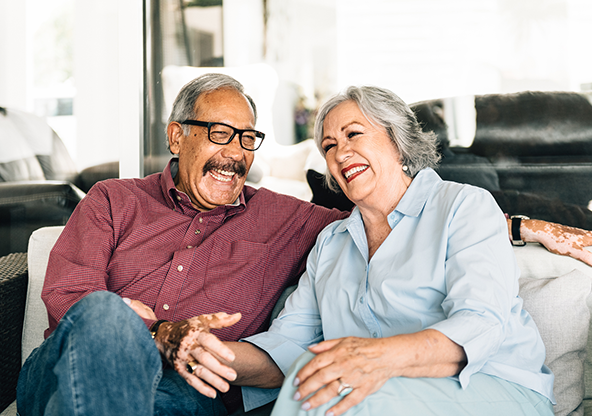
top-left (337, 379), bottom-right (353, 397)
top-left (187, 360), bottom-right (199, 374)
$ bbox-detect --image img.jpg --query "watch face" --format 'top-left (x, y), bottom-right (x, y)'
top-left (511, 215), bottom-right (530, 220)
top-left (510, 216), bottom-right (527, 246)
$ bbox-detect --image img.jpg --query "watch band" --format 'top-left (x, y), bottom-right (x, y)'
top-left (150, 319), bottom-right (169, 339)
top-left (510, 215), bottom-right (529, 246)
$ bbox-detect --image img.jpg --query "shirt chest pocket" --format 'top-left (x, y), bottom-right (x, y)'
top-left (205, 239), bottom-right (269, 313)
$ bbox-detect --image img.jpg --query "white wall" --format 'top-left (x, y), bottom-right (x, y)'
top-left (0, 0), bottom-right (29, 110)
top-left (334, 0), bottom-right (592, 104)
top-left (223, 0), bottom-right (265, 67)
top-left (0, 0), bottom-right (143, 177)
top-left (263, 0), bottom-right (337, 145)
top-left (74, 0), bottom-right (142, 176)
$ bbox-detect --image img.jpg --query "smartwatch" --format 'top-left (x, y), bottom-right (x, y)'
top-left (510, 215), bottom-right (530, 246)
top-left (150, 320), bottom-right (169, 339)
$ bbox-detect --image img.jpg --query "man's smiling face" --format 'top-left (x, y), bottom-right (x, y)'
top-left (168, 88), bottom-right (256, 211)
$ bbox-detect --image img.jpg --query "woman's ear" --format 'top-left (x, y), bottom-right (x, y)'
top-left (167, 122), bottom-right (183, 154)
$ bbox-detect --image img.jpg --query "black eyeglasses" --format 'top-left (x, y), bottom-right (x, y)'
top-left (181, 120), bottom-right (265, 151)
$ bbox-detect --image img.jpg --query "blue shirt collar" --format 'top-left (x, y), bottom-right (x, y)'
top-left (335, 168), bottom-right (441, 233)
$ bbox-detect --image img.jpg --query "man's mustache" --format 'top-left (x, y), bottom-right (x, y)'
top-left (203, 158), bottom-right (248, 178)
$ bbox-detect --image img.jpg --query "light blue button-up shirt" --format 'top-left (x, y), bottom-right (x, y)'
top-left (242, 168), bottom-right (554, 410)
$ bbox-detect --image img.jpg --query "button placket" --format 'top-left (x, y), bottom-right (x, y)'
top-left (193, 216), bottom-right (204, 237)
top-left (357, 264), bottom-right (382, 339)
top-left (156, 247), bottom-right (192, 319)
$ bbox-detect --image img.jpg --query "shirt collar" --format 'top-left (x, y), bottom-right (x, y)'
top-left (334, 167), bottom-right (440, 233)
top-left (391, 167), bottom-right (440, 218)
top-left (161, 157), bottom-right (246, 213)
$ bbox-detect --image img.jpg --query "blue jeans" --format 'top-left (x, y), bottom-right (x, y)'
top-left (16, 291), bottom-right (227, 416)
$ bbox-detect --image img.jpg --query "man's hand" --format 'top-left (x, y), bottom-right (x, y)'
top-left (520, 219), bottom-right (592, 266)
top-left (154, 312), bottom-right (242, 398)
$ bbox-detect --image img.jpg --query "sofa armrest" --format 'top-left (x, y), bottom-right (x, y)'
top-left (22, 226), bottom-right (64, 363)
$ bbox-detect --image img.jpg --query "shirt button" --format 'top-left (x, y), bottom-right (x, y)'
top-left (163, 304), bottom-right (170, 311)
top-left (359, 297), bottom-right (364, 304)
top-left (372, 332), bottom-right (378, 338)
top-left (177, 265), bottom-right (183, 272)
top-left (187, 245), bottom-right (193, 249)
top-left (199, 217), bottom-right (203, 223)
top-left (195, 229), bottom-right (201, 234)
top-left (177, 195), bottom-right (182, 201)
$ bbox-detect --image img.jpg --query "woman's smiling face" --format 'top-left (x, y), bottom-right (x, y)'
top-left (321, 100), bottom-right (409, 209)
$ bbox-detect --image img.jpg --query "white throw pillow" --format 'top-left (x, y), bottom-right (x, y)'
top-left (514, 244), bottom-right (592, 416)
top-left (519, 272), bottom-right (592, 416)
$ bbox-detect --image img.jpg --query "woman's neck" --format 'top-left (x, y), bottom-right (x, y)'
top-left (358, 174), bottom-right (413, 259)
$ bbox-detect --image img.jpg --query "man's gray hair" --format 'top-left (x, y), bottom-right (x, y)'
top-left (166, 73), bottom-right (258, 147)
top-left (313, 85), bottom-right (440, 191)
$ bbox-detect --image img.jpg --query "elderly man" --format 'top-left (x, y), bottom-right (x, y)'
top-left (16, 73), bottom-right (592, 416)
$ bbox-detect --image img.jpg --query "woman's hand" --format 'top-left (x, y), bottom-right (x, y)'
top-left (154, 312), bottom-right (242, 398)
top-left (521, 219), bottom-right (592, 266)
top-left (293, 337), bottom-right (394, 416)
top-left (292, 330), bottom-right (465, 416)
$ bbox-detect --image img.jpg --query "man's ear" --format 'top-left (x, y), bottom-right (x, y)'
top-left (167, 122), bottom-right (183, 154)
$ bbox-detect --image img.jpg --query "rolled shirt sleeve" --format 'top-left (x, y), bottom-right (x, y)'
top-left (428, 188), bottom-right (525, 388)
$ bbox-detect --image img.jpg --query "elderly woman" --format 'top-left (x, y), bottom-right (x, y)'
top-left (220, 85), bottom-right (557, 416)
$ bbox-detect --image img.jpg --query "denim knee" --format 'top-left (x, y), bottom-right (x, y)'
top-left (63, 291), bottom-right (155, 346)
top-left (17, 291), bottom-right (163, 416)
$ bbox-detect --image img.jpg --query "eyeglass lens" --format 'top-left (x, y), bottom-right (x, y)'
top-left (209, 123), bottom-right (262, 150)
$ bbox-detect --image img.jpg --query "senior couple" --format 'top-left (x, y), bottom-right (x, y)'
top-left (17, 73), bottom-right (592, 416)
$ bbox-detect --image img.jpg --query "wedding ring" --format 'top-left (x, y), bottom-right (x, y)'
top-left (187, 360), bottom-right (199, 374)
top-left (337, 379), bottom-right (353, 397)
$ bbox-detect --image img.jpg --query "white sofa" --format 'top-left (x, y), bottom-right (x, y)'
top-left (2, 226), bottom-right (592, 416)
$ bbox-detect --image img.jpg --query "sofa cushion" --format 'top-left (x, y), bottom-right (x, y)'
top-left (520, 271), bottom-right (591, 416)
top-left (514, 245), bottom-right (592, 416)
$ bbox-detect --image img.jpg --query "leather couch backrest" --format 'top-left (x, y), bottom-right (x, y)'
top-left (471, 91), bottom-right (592, 159)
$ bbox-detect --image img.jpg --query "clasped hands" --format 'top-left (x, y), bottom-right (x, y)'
top-left (126, 296), bottom-right (394, 412)
top-left (125, 298), bottom-right (241, 398)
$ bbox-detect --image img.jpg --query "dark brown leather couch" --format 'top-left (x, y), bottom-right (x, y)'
top-left (0, 107), bottom-right (118, 257)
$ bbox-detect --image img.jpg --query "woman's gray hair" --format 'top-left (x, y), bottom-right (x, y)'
top-left (313, 85), bottom-right (440, 191)
top-left (166, 73), bottom-right (257, 148)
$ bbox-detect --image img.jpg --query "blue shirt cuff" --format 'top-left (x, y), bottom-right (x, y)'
top-left (428, 311), bottom-right (502, 388)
